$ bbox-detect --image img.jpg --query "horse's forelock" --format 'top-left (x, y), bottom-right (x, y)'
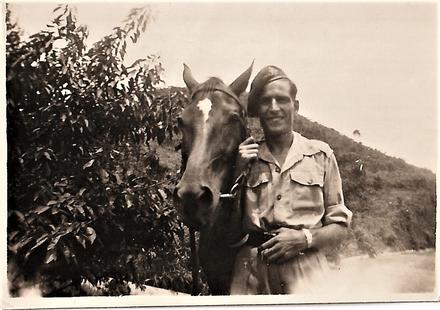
top-left (191, 77), bottom-right (234, 102)
top-left (197, 77), bottom-right (226, 93)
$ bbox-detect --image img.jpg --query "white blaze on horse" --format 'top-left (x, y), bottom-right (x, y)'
top-left (174, 63), bottom-right (253, 295)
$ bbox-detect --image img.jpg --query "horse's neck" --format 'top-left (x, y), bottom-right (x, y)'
top-left (196, 201), bottom-right (242, 250)
top-left (206, 149), bottom-right (247, 244)
top-left (209, 191), bottom-right (245, 246)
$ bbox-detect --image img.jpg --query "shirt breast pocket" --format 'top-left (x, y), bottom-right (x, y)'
top-left (245, 173), bottom-right (271, 209)
top-left (289, 169), bottom-right (324, 211)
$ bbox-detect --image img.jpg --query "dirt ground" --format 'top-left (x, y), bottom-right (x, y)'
top-left (12, 250), bottom-right (436, 298)
top-left (321, 249), bottom-right (436, 299)
top-left (131, 249), bottom-right (436, 297)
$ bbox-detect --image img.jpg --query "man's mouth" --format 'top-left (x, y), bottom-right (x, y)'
top-left (266, 116), bottom-right (284, 122)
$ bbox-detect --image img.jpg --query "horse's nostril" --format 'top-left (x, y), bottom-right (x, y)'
top-left (199, 186), bottom-right (213, 207)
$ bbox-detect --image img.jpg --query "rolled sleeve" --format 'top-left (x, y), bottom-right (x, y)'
top-left (322, 153), bottom-right (352, 227)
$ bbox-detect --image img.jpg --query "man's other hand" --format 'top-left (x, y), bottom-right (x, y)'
top-left (258, 228), bottom-right (308, 264)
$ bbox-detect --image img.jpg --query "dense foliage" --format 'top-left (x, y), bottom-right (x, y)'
top-left (7, 5), bottom-right (191, 296)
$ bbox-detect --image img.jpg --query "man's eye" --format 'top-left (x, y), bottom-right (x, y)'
top-left (261, 98), bottom-right (271, 105)
top-left (277, 97), bottom-right (291, 104)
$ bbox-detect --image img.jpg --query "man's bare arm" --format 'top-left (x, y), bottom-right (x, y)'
top-left (260, 223), bottom-right (348, 264)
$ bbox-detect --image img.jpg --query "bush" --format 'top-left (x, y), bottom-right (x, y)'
top-left (7, 4), bottom-right (190, 296)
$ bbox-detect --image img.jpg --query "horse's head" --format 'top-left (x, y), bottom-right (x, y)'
top-left (175, 63), bottom-right (253, 230)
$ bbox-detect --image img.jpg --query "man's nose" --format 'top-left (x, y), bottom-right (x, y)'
top-left (269, 98), bottom-right (281, 111)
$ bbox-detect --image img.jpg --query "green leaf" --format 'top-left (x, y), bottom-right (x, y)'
top-left (26, 235), bottom-right (49, 259)
top-left (85, 227), bottom-right (96, 245)
top-left (99, 168), bottom-right (109, 183)
top-left (158, 189), bottom-right (167, 200)
top-left (47, 234), bottom-right (62, 251)
top-left (77, 205), bottom-right (85, 216)
top-left (75, 235), bottom-right (86, 249)
top-left (83, 159), bottom-right (95, 169)
top-left (125, 194), bottom-right (133, 208)
top-left (62, 245), bottom-right (71, 263)
top-left (45, 250), bottom-right (57, 264)
top-left (35, 205), bottom-right (51, 214)
top-left (8, 231), bottom-right (19, 241)
top-left (13, 210), bottom-right (25, 222)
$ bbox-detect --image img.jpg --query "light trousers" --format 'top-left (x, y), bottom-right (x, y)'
top-left (230, 246), bottom-right (329, 294)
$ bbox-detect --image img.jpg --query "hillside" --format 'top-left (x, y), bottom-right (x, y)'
top-left (248, 115), bottom-right (436, 256)
top-left (161, 87), bottom-right (436, 257)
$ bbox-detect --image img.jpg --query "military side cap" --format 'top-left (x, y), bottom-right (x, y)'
top-left (247, 65), bottom-right (295, 117)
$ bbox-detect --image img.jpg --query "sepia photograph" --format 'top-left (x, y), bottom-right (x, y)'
top-left (2, 0), bottom-right (438, 308)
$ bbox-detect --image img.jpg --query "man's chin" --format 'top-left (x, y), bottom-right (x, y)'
top-left (263, 126), bottom-right (292, 137)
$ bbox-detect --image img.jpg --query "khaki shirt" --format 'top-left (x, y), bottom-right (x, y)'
top-left (243, 131), bottom-right (352, 232)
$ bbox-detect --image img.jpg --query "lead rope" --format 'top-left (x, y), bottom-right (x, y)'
top-left (189, 228), bottom-right (199, 295)
top-left (178, 147), bottom-right (200, 295)
top-left (175, 143), bottom-right (200, 295)
top-left (219, 119), bottom-right (256, 249)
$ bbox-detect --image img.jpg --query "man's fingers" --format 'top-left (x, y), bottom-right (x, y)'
top-left (239, 141), bottom-right (259, 161)
top-left (258, 237), bottom-right (277, 251)
top-left (267, 250), bottom-right (285, 264)
top-left (263, 243), bottom-right (281, 257)
top-left (239, 143), bottom-right (260, 150)
top-left (241, 136), bottom-right (255, 146)
top-left (242, 153), bottom-right (258, 159)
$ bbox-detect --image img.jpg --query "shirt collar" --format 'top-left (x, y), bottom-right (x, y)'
top-left (258, 131), bottom-right (317, 172)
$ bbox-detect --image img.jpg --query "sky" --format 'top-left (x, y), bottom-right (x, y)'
top-left (8, 1), bottom-right (438, 172)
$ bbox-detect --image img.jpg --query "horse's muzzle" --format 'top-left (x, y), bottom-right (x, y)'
top-left (174, 182), bottom-right (216, 230)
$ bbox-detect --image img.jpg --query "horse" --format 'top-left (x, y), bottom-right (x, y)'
top-left (174, 63), bottom-right (253, 295)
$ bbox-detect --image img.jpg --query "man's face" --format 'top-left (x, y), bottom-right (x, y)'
top-left (257, 79), bottom-right (297, 137)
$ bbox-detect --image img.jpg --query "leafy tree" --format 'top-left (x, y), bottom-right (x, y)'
top-left (7, 4), bottom-right (191, 296)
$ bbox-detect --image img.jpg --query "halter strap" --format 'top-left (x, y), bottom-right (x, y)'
top-left (190, 86), bottom-right (246, 118)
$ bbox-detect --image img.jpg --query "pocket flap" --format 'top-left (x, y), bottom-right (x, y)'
top-left (246, 173), bottom-right (270, 188)
top-left (290, 169), bottom-right (323, 187)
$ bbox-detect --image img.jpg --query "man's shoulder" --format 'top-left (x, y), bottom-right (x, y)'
top-left (296, 132), bottom-right (334, 157)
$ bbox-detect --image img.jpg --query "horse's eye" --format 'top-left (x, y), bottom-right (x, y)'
top-left (210, 154), bottom-right (228, 170)
top-left (229, 113), bottom-right (242, 123)
top-left (177, 116), bottom-right (184, 128)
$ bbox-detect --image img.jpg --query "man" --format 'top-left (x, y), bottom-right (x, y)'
top-left (230, 66), bottom-right (352, 294)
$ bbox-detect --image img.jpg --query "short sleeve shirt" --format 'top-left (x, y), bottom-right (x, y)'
top-left (243, 131), bottom-right (352, 232)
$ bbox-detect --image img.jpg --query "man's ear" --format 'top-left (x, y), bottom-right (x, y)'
top-left (294, 99), bottom-right (299, 112)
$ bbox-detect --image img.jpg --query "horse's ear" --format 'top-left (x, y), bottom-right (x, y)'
top-left (183, 63), bottom-right (199, 92)
top-left (229, 61), bottom-right (254, 96)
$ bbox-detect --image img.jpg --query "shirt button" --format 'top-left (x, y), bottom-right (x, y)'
top-left (275, 167), bottom-right (281, 173)
top-left (276, 194), bottom-right (282, 200)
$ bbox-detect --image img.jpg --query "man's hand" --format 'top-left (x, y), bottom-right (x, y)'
top-left (258, 228), bottom-right (308, 264)
top-left (236, 136), bottom-right (260, 171)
